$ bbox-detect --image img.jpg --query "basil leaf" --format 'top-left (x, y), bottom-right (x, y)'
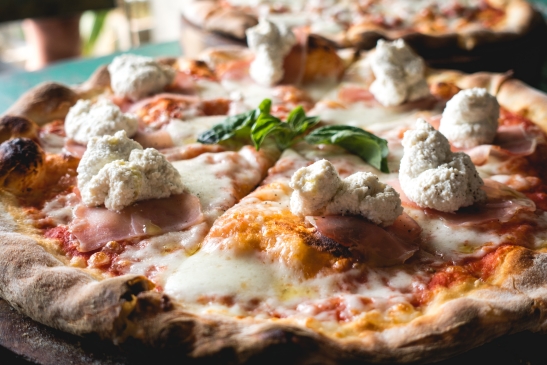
top-left (250, 105), bottom-right (319, 150)
top-left (198, 100), bottom-right (390, 173)
top-left (305, 126), bottom-right (390, 173)
top-left (197, 99), bottom-right (273, 144)
top-left (287, 106), bottom-right (320, 135)
top-left (251, 114), bottom-right (285, 149)
top-left (257, 98), bottom-right (272, 115)
top-left (197, 114), bottom-right (249, 144)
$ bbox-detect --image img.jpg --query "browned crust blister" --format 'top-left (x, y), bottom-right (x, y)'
top-left (2, 53), bottom-right (547, 363)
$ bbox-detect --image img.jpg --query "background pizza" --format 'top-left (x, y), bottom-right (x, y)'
top-left (181, 0), bottom-right (547, 87)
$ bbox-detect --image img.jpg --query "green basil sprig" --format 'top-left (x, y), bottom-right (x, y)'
top-left (304, 126), bottom-right (389, 173)
top-left (251, 106), bottom-right (320, 150)
top-left (197, 99), bottom-right (390, 172)
top-left (197, 99), bottom-right (272, 144)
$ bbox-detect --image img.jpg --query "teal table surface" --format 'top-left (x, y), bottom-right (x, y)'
top-left (0, 41), bottom-right (182, 114)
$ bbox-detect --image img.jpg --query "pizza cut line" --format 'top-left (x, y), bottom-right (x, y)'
top-left (1, 31), bottom-right (547, 363)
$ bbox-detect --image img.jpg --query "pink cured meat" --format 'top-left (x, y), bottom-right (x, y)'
top-left (306, 214), bottom-right (420, 266)
top-left (390, 178), bottom-right (535, 226)
top-left (70, 193), bottom-right (203, 252)
top-left (461, 124), bottom-right (537, 166)
top-left (427, 179), bottom-right (536, 226)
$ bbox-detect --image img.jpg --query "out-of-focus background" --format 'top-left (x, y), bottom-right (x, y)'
top-left (0, 0), bottom-right (187, 71)
top-left (0, 0), bottom-right (545, 114)
top-left (1, 0), bottom-right (546, 72)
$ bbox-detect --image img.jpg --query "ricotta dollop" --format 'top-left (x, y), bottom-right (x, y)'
top-left (77, 131), bottom-right (184, 211)
top-left (246, 19), bottom-right (297, 86)
top-left (108, 54), bottom-right (175, 101)
top-left (399, 119), bottom-right (486, 212)
top-left (439, 88), bottom-right (500, 149)
top-left (369, 39), bottom-right (430, 106)
top-left (65, 99), bottom-right (139, 144)
top-left (290, 159), bottom-right (402, 226)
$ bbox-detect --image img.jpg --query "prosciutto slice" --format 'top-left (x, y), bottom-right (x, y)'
top-left (133, 129), bottom-right (174, 149)
top-left (390, 178), bottom-right (535, 227)
top-left (63, 139), bottom-right (87, 159)
top-left (70, 193), bottom-right (203, 252)
top-left (306, 214), bottom-right (420, 266)
top-left (460, 125), bottom-right (537, 166)
top-left (428, 179), bottom-right (536, 227)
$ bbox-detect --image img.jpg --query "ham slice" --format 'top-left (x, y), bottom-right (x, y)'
top-left (70, 193), bottom-right (203, 252)
top-left (460, 125), bottom-right (537, 166)
top-left (425, 179), bottom-right (536, 227)
top-left (338, 85), bottom-right (376, 106)
top-left (390, 178), bottom-right (535, 227)
top-left (128, 93), bottom-right (200, 114)
top-left (111, 96), bottom-right (134, 113)
top-left (168, 71), bottom-right (197, 94)
top-left (388, 179), bottom-right (420, 209)
top-left (133, 129), bottom-right (174, 149)
top-left (63, 139), bottom-right (87, 159)
top-left (337, 84), bottom-right (437, 111)
top-left (306, 214), bottom-right (420, 266)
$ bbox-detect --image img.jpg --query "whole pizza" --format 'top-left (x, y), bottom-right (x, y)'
top-left (2, 18), bottom-right (547, 364)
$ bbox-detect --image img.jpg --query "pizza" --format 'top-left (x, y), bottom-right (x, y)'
top-left (180, 0), bottom-right (547, 88)
top-left (2, 26), bottom-right (547, 364)
top-left (182, 0), bottom-right (536, 49)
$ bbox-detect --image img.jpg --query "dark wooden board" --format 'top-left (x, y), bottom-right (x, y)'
top-left (1, 298), bottom-right (547, 365)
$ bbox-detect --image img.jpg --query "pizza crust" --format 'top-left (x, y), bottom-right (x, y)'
top-left (426, 69), bottom-right (547, 134)
top-left (496, 79), bottom-right (547, 133)
top-left (113, 285), bottom-right (536, 364)
top-left (4, 83), bottom-right (78, 126)
top-left (0, 230), bottom-right (153, 338)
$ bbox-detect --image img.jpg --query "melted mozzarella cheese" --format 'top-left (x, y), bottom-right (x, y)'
top-left (311, 103), bottom-right (421, 129)
top-left (164, 247), bottom-right (424, 324)
top-left (165, 250), bottom-right (285, 303)
top-left (118, 223), bottom-right (209, 284)
top-left (39, 133), bottom-right (65, 154)
top-left (195, 79), bottom-right (229, 100)
top-left (221, 80), bottom-right (279, 109)
top-left (42, 193), bottom-right (79, 225)
top-left (172, 156), bottom-right (238, 221)
top-left (172, 148), bottom-right (266, 222)
top-left (407, 208), bottom-right (502, 261)
top-left (165, 116), bottom-right (224, 146)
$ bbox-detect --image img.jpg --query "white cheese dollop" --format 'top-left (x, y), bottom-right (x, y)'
top-left (369, 39), bottom-right (430, 106)
top-left (77, 131), bottom-right (184, 211)
top-left (290, 159), bottom-right (402, 226)
top-left (108, 54), bottom-right (175, 101)
top-left (439, 88), bottom-right (500, 149)
top-left (246, 19), bottom-right (297, 86)
top-left (399, 119), bottom-right (486, 212)
top-left (64, 99), bottom-right (138, 145)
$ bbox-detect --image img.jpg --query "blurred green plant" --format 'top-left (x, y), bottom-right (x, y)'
top-left (81, 10), bottom-right (109, 56)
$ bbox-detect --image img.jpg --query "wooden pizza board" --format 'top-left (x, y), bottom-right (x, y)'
top-left (1, 298), bottom-right (547, 365)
